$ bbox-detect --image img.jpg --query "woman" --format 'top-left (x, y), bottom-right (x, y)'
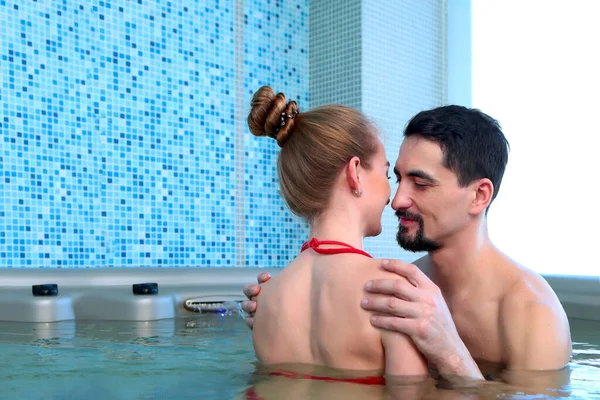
top-left (245, 86), bottom-right (427, 396)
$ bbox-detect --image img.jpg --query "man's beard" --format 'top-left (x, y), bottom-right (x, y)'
top-left (395, 210), bottom-right (441, 253)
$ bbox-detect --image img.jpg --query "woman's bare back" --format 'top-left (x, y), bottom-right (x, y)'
top-left (252, 252), bottom-right (427, 375)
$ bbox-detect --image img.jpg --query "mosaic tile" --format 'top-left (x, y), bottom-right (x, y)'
top-left (0, 0), bottom-right (446, 268)
top-left (0, 0), bottom-right (309, 267)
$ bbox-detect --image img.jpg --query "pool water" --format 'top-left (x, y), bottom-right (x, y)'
top-left (568, 318), bottom-right (600, 399)
top-left (1, 313), bottom-right (257, 400)
top-left (1, 315), bottom-right (599, 399)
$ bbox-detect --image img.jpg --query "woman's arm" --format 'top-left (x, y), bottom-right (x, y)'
top-left (381, 329), bottom-right (429, 376)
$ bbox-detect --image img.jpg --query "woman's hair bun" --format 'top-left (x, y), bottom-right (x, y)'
top-left (248, 86), bottom-right (300, 147)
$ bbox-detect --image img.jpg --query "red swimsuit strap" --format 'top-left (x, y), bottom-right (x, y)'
top-left (270, 370), bottom-right (385, 385)
top-left (300, 238), bottom-right (373, 259)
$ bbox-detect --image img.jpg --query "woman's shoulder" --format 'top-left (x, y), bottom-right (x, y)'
top-left (320, 256), bottom-right (411, 287)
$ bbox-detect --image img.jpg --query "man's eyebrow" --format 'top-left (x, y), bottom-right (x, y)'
top-left (393, 167), bottom-right (438, 183)
top-left (407, 169), bottom-right (438, 183)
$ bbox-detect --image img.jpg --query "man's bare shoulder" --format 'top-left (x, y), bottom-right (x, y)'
top-left (501, 262), bottom-right (564, 310)
top-left (499, 260), bottom-right (570, 349)
top-left (499, 265), bottom-right (572, 369)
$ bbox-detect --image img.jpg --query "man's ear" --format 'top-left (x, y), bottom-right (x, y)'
top-left (470, 178), bottom-right (494, 215)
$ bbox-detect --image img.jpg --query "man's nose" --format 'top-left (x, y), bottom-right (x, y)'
top-left (391, 183), bottom-right (412, 210)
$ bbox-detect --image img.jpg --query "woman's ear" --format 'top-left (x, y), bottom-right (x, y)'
top-left (469, 178), bottom-right (494, 215)
top-left (345, 156), bottom-right (362, 194)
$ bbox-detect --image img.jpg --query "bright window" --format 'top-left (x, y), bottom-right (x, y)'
top-left (472, 0), bottom-right (600, 276)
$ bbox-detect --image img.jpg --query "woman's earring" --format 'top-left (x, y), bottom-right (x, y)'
top-left (353, 189), bottom-right (363, 197)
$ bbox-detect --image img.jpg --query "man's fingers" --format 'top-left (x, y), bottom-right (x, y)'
top-left (243, 283), bottom-right (261, 299)
top-left (364, 278), bottom-right (421, 302)
top-left (369, 314), bottom-right (417, 336)
top-left (241, 300), bottom-right (257, 314)
top-left (242, 299), bottom-right (257, 331)
top-left (380, 259), bottom-right (431, 288)
top-left (257, 272), bottom-right (271, 284)
top-left (360, 296), bottom-right (420, 318)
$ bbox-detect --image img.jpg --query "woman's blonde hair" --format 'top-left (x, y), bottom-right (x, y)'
top-left (248, 86), bottom-right (379, 222)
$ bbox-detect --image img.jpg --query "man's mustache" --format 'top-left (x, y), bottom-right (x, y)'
top-left (395, 210), bottom-right (422, 222)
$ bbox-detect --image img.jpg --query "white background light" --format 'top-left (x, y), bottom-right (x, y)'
top-left (472, 0), bottom-right (600, 276)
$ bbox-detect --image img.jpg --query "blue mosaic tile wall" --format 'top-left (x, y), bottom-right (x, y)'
top-left (0, 0), bottom-right (309, 268)
top-left (243, 1), bottom-right (309, 266)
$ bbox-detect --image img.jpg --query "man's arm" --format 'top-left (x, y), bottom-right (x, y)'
top-left (493, 299), bottom-right (573, 396)
top-left (361, 259), bottom-right (485, 380)
top-left (503, 300), bottom-right (572, 371)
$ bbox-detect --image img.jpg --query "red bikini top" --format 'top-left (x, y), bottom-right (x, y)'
top-left (300, 238), bottom-right (373, 259)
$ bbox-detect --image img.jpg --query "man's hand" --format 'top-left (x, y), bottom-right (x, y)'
top-left (361, 259), bottom-right (484, 380)
top-left (241, 272), bottom-right (271, 330)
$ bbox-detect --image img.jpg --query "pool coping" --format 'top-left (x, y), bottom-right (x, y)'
top-left (0, 269), bottom-right (597, 322)
top-left (543, 274), bottom-right (600, 322)
top-left (0, 267), bottom-right (280, 323)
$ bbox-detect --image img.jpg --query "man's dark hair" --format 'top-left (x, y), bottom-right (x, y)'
top-left (404, 105), bottom-right (510, 208)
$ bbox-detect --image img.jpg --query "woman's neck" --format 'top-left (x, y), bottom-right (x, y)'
top-left (309, 209), bottom-right (365, 250)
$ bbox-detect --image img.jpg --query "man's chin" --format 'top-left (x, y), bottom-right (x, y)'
top-left (396, 231), bottom-right (438, 253)
top-left (397, 242), bottom-right (421, 253)
top-left (396, 235), bottom-right (418, 252)
top-left (396, 229), bottom-right (415, 241)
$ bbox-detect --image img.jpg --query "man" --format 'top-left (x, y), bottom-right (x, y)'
top-left (242, 105), bottom-right (572, 385)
